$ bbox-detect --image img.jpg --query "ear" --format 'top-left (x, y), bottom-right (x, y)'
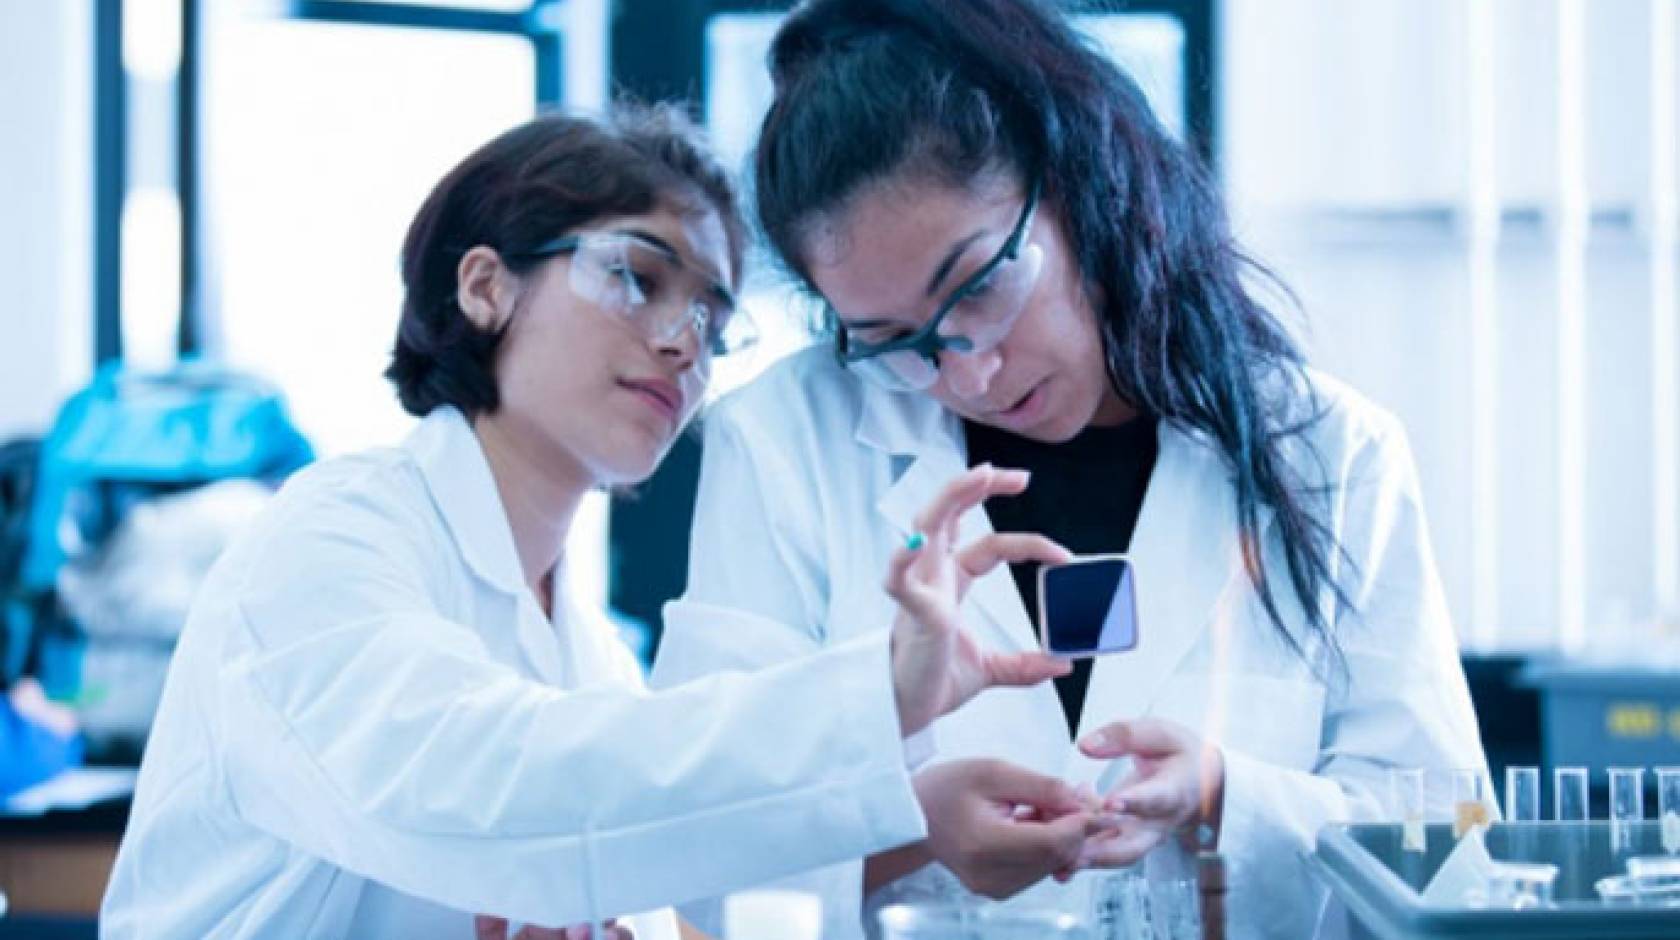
top-left (456, 246), bottom-right (521, 332)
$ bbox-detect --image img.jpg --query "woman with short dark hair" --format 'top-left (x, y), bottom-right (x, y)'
top-left (654, 2), bottom-right (1490, 937)
top-left (102, 103), bottom-right (1105, 940)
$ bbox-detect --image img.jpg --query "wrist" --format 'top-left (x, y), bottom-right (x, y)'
top-left (865, 841), bottom-right (933, 893)
top-left (888, 625), bottom-right (935, 737)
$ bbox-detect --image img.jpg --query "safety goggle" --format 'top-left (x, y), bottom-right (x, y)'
top-left (832, 178), bottom-right (1044, 392)
top-left (516, 231), bottom-right (758, 366)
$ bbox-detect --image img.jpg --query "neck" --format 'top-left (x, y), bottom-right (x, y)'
top-left (471, 411), bottom-right (590, 596)
top-left (1088, 384), bottom-right (1139, 427)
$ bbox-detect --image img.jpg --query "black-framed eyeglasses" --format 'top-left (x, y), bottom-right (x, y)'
top-left (833, 177), bottom-right (1045, 392)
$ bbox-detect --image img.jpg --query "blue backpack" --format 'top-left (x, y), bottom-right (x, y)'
top-left (3, 360), bottom-right (314, 695)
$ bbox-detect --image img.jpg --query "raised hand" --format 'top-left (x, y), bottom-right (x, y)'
top-left (886, 464), bottom-right (1076, 735)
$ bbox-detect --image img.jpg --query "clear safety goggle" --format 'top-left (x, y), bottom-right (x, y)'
top-left (517, 231), bottom-right (758, 368)
top-left (833, 178), bottom-right (1044, 392)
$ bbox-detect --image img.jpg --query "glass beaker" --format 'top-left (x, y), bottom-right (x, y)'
top-left (1150, 878), bottom-right (1202, 940)
top-left (1609, 767), bottom-right (1646, 854)
top-left (1554, 766), bottom-right (1590, 822)
top-left (1089, 869), bottom-right (1151, 940)
top-left (1469, 860), bottom-right (1558, 910)
top-left (1595, 873), bottom-right (1640, 906)
top-left (877, 904), bottom-right (1090, 940)
top-left (723, 890), bottom-right (821, 940)
top-left (1389, 767), bottom-right (1428, 852)
top-left (1452, 768), bottom-right (1491, 838)
top-left (1606, 856), bottom-right (1680, 906)
top-left (1656, 766), bottom-right (1680, 854)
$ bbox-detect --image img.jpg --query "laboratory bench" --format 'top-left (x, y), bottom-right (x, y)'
top-left (0, 775), bottom-right (128, 939)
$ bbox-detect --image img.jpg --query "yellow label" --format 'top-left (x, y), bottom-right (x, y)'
top-left (1606, 703), bottom-right (1661, 738)
top-left (1454, 801), bottom-right (1490, 839)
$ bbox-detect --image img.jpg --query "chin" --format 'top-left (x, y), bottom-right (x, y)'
top-left (1021, 406), bottom-right (1087, 444)
top-left (590, 439), bottom-right (673, 487)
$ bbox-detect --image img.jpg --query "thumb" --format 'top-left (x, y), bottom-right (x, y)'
top-left (474, 916), bottom-right (509, 940)
top-left (984, 763), bottom-right (1086, 817)
top-left (1037, 810), bottom-right (1106, 869)
top-left (1078, 718), bottom-right (1185, 760)
top-left (984, 651), bottom-right (1073, 688)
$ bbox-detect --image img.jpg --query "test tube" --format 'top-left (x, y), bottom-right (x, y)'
top-left (1504, 766), bottom-right (1541, 822)
top-left (1609, 767), bottom-right (1646, 854)
top-left (1452, 769), bottom-right (1490, 838)
top-left (1657, 767), bottom-right (1680, 854)
top-left (1554, 766), bottom-right (1590, 822)
top-left (1389, 767), bottom-right (1427, 852)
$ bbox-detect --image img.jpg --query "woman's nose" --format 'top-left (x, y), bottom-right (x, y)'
top-left (655, 316), bottom-right (703, 369)
top-left (939, 345), bottom-right (1002, 400)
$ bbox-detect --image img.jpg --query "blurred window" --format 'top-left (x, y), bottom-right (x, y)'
top-left (203, 11), bottom-right (534, 454)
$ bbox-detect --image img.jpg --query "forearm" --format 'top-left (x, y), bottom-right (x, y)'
top-left (864, 841), bottom-right (933, 894)
top-left (676, 914), bottom-right (714, 940)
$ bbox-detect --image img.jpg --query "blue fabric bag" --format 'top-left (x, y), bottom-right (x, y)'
top-left (4, 360), bottom-right (313, 694)
top-left (0, 694), bottom-right (84, 800)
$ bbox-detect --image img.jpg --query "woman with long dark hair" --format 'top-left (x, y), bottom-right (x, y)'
top-left (654, 1), bottom-right (1488, 936)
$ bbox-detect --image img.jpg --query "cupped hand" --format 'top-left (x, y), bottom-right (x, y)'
top-left (1075, 718), bottom-right (1226, 867)
top-left (472, 916), bottom-right (633, 940)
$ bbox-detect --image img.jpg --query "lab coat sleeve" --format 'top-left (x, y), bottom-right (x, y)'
top-left (1213, 415), bottom-right (1487, 934)
top-left (654, 399), bottom-right (898, 939)
top-left (655, 403), bottom-right (830, 681)
top-left (214, 489), bottom-right (926, 928)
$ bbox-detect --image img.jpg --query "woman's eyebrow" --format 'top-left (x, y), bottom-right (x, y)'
top-left (836, 226), bottom-right (993, 328)
top-left (612, 226), bottom-right (730, 288)
top-left (924, 230), bottom-right (988, 298)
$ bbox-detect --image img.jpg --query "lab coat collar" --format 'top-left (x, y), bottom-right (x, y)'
top-left (858, 385), bottom-right (1043, 655)
top-left (853, 380), bottom-right (960, 458)
top-left (1072, 425), bottom-right (1253, 739)
top-left (407, 406), bottom-right (525, 597)
top-left (406, 407), bottom-right (570, 684)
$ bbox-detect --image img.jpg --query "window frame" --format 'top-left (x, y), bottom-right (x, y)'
top-left (93, 0), bottom-right (566, 367)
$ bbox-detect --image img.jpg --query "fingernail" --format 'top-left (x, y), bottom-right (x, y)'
top-left (1081, 729), bottom-right (1110, 750)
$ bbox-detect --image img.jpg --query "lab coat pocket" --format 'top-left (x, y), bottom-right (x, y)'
top-left (1154, 673), bottom-right (1325, 772)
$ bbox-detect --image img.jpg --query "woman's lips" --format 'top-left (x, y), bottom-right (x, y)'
top-left (992, 379), bottom-right (1047, 425)
top-left (619, 378), bottom-right (681, 423)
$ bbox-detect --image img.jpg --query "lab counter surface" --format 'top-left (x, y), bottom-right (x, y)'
top-left (1312, 821), bottom-right (1680, 939)
top-left (0, 790), bottom-right (125, 938)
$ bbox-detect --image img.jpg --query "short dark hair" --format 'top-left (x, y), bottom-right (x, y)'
top-left (387, 102), bottom-right (746, 418)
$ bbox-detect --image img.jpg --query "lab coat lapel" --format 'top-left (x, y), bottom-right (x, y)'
top-left (555, 574), bottom-right (617, 689)
top-left (1070, 424), bottom-right (1252, 769)
top-left (408, 407), bottom-right (569, 686)
top-left (859, 387), bottom-right (1040, 655)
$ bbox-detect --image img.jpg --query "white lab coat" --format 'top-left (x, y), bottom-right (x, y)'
top-left (102, 405), bottom-right (927, 940)
top-left (653, 347), bottom-right (1489, 940)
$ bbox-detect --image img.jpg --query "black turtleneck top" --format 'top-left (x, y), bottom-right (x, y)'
top-left (963, 414), bottom-right (1159, 736)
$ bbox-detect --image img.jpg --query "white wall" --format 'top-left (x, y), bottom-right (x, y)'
top-left (1222, 0), bottom-right (1680, 649)
top-left (0, 0), bottom-right (92, 441)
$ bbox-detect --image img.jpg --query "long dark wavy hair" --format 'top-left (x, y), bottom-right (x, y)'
top-left (755, 0), bottom-right (1351, 667)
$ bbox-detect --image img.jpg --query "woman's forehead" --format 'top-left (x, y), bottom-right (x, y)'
top-left (804, 178), bottom-right (1022, 317)
top-left (589, 205), bottom-right (733, 285)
